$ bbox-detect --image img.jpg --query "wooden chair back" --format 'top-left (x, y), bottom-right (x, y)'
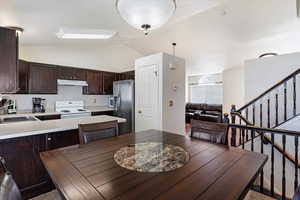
top-left (191, 119), bottom-right (229, 145)
top-left (79, 120), bottom-right (119, 145)
top-left (0, 157), bottom-right (22, 200)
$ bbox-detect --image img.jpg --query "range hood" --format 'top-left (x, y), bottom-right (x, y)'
top-left (57, 79), bottom-right (88, 86)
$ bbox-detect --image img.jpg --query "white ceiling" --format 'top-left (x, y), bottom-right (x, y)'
top-left (1, 0), bottom-right (300, 75)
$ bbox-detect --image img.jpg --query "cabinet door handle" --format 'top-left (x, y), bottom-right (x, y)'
top-left (138, 110), bottom-right (142, 114)
top-left (47, 137), bottom-right (52, 141)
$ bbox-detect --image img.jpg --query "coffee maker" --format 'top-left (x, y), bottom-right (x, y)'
top-left (32, 97), bottom-right (46, 113)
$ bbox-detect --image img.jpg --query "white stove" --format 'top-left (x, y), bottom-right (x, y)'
top-left (55, 101), bottom-right (91, 118)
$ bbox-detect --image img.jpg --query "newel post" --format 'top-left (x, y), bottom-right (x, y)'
top-left (223, 113), bottom-right (230, 124)
top-left (231, 105), bottom-right (237, 146)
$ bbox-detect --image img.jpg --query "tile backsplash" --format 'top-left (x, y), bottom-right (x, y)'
top-left (5, 86), bottom-right (111, 110)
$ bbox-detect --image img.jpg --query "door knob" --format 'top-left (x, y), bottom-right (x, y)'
top-left (138, 110), bottom-right (142, 114)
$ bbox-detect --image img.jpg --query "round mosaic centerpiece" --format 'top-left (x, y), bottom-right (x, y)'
top-left (114, 142), bottom-right (189, 172)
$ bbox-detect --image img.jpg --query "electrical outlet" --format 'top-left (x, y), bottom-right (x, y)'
top-left (93, 98), bottom-right (97, 103)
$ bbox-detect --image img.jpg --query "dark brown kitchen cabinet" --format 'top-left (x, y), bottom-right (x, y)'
top-left (103, 72), bottom-right (116, 95)
top-left (0, 130), bottom-right (80, 199)
top-left (0, 27), bottom-right (18, 93)
top-left (29, 62), bottom-right (58, 94)
top-left (0, 135), bottom-right (53, 199)
top-left (83, 70), bottom-right (103, 95)
top-left (45, 130), bottom-right (79, 151)
top-left (117, 70), bottom-right (135, 81)
top-left (17, 59), bottom-right (29, 94)
top-left (91, 110), bottom-right (114, 116)
top-left (35, 114), bottom-right (61, 121)
top-left (58, 66), bottom-right (86, 81)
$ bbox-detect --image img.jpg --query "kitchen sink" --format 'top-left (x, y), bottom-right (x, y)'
top-left (0, 116), bottom-right (38, 124)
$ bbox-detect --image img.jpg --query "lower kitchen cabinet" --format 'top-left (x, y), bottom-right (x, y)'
top-left (0, 135), bottom-right (53, 199)
top-left (45, 129), bottom-right (79, 150)
top-left (35, 114), bottom-right (61, 121)
top-left (91, 111), bottom-right (114, 116)
top-left (0, 130), bottom-right (80, 199)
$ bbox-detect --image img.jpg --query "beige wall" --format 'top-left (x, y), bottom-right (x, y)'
top-left (19, 44), bottom-right (143, 72)
top-left (222, 66), bottom-right (245, 114)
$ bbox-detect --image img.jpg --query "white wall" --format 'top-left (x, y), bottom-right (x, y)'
top-left (162, 53), bottom-right (186, 135)
top-left (19, 44), bottom-right (143, 72)
top-left (5, 86), bottom-right (110, 111)
top-left (135, 53), bottom-right (186, 135)
top-left (222, 66), bottom-right (245, 113)
top-left (244, 52), bottom-right (300, 102)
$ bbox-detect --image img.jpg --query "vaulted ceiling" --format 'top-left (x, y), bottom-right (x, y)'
top-left (1, 0), bottom-right (300, 75)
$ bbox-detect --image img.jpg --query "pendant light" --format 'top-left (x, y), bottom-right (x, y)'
top-left (169, 43), bottom-right (177, 70)
top-left (116, 0), bottom-right (176, 35)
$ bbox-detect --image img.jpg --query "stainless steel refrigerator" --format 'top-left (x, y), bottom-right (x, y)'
top-left (113, 80), bottom-right (135, 134)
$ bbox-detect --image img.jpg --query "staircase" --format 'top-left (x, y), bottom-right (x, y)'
top-left (226, 69), bottom-right (300, 200)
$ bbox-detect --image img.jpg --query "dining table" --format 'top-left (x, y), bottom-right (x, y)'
top-left (40, 129), bottom-right (268, 200)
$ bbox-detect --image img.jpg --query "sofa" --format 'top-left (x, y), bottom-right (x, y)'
top-left (186, 103), bottom-right (223, 123)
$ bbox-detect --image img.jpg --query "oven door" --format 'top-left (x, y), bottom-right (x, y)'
top-left (61, 112), bottom-right (91, 119)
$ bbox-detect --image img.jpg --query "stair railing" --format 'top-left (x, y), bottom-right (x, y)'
top-left (226, 122), bottom-right (300, 200)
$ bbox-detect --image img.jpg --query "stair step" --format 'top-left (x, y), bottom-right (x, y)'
top-left (244, 190), bottom-right (277, 200)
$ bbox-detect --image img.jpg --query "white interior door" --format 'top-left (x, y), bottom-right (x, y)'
top-left (135, 64), bottom-right (159, 132)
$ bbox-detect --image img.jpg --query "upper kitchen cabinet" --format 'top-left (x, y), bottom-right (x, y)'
top-left (58, 66), bottom-right (86, 81)
top-left (17, 60), bottom-right (29, 94)
top-left (0, 27), bottom-right (18, 93)
top-left (83, 70), bottom-right (103, 95)
top-left (103, 72), bottom-right (116, 95)
top-left (118, 70), bottom-right (135, 81)
top-left (29, 62), bottom-right (58, 94)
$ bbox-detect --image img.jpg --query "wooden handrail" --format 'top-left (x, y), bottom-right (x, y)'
top-left (237, 68), bottom-right (300, 112)
top-left (231, 112), bottom-right (300, 168)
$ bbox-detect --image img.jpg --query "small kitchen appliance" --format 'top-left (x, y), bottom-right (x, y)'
top-left (55, 101), bottom-right (91, 118)
top-left (32, 97), bottom-right (46, 113)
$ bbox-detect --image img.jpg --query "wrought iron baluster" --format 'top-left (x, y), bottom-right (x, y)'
top-left (260, 131), bottom-right (264, 193)
top-left (275, 93), bottom-right (278, 126)
top-left (282, 135), bottom-right (286, 200)
top-left (284, 82), bottom-right (287, 121)
top-left (246, 108), bottom-right (249, 141)
top-left (295, 136), bottom-right (299, 192)
top-left (293, 76), bottom-right (297, 117)
top-left (271, 134), bottom-right (275, 197)
top-left (242, 128), bottom-right (245, 149)
top-left (260, 103), bottom-right (263, 127)
top-left (267, 98), bottom-right (270, 128)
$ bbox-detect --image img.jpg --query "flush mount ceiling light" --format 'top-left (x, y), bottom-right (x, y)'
top-left (56, 28), bottom-right (116, 39)
top-left (116, 0), bottom-right (176, 35)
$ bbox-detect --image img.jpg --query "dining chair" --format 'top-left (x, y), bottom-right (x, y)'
top-left (0, 156), bottom-right (8, 174)
top-left (79, 120), bottom-right (119, 145)
top-left (0, 156), bottom-right (62, 200)
top-left (0, 156), bottom-right (22, 200)
top-left (190, 119), bottom-right (229, 145)
top-left (293, 185), bottom-right (300, 200)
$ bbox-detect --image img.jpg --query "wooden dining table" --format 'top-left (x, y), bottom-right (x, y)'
top-left (40, 130), bottom-right (268, 200)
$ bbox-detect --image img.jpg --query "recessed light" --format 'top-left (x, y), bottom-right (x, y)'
top-left (56, 28), bottom-right (116, 40)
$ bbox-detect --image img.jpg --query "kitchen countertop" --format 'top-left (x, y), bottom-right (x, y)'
top-left (0, 106), bottom-right (114, 118)
top-left (0, 115), bottom-right (125, 140)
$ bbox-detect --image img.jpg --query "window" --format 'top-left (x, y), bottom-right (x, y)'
top-left (188, 73), bottom-right (223, 104)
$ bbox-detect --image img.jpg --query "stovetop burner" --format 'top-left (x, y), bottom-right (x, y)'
top-left (60, 110), bottom-right (71, 113)
top-left (77, 109), bottom-right (87, 112)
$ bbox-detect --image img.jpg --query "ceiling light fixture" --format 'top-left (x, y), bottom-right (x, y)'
top-left (116, 0), bottom-right (176, 35)
top-left (56, 28), bottom-right (116, 39)
top-left (169, 43), bottom-right (177, 70)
